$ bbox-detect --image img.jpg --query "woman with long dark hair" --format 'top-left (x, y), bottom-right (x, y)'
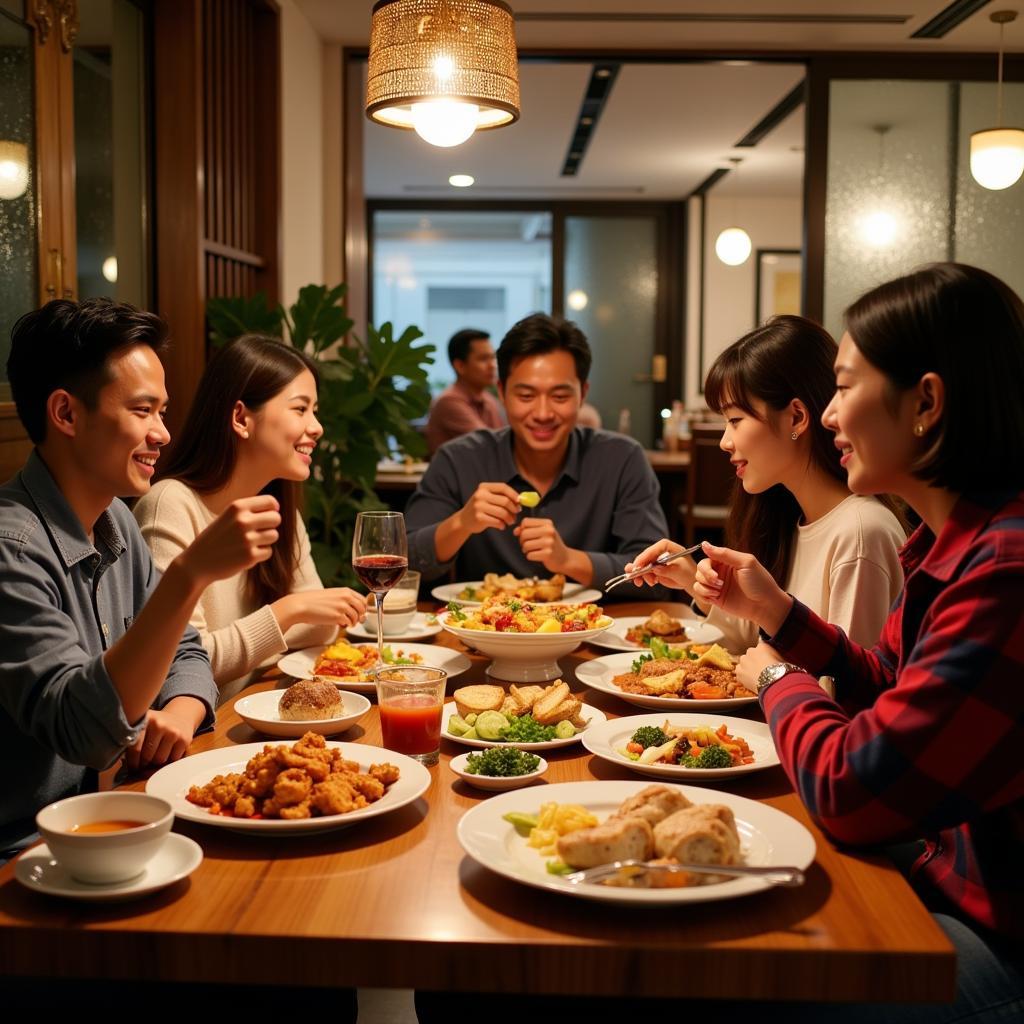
top-left (670, 263), bottom-right (1024, 1021)
top-left (631, 315), bottom-right (905, 649)
top-left (134, 334), bottom-right (365, 699)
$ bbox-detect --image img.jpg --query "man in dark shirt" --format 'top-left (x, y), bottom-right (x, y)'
top-left (424, 328), bottom-right (504, 454)
top-left (406, 313), bottom-right (668, 591)
top-left (1, 299), bottom-right (281, 849)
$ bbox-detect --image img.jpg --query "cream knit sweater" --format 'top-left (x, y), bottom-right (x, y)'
top-left (134, 479), bottom-right (336, 702)
top-left (706, 494), bottom-right (906, 652)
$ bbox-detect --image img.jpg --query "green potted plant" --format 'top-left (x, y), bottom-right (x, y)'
top-left (206, 283), bottom-right (434, 586)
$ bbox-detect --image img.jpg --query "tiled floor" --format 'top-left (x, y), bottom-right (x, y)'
top-left (358, 988), bottom-right (417, 1023)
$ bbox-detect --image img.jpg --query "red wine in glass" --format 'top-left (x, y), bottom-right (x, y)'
top-left (352, 511), bottom-right (408, 666)
top-left (353, 555), bottom-right (408, 592)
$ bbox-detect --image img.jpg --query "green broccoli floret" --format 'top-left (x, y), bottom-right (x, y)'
top-left (696, 745), bottom-right (734, 769)
top-left (630, 725), bottom-right (670, 749)
top-left (679, 754), bottom-right (700, 768)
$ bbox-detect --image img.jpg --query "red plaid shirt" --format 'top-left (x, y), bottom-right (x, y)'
top-left (762, 490), bottom-right (1024, 938)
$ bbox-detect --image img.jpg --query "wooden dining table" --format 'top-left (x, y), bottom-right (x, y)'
top-left (0, 602), bottom-right (955, 1003)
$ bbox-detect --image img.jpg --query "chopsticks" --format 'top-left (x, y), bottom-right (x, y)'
top-left (603, 542), bottom-right (704, 593)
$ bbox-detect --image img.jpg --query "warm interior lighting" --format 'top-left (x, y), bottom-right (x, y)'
top-left (366, 0), bottom-right (520, 149)
top-left (970, 11), bottom-right (1024, 191)
top-left (412, 99), bottom-right (479, 147)
top-left (102, 256), bottom-right (118, 283)
top-left (566, 289), bottom-right (588, 311)
top-left (0, 140), bottom-right (29, 200)
top-left (860, 210), bottom-right (898, 248)
top-left (715, 227), bottom-right (752, 266)
top-left (448, 173), bottom-right (475, 187)
top-left (971, 128), bottom-right (1024, 190)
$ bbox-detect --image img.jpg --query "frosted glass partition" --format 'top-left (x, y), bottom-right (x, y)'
top-left (564, 215), bottom-right (658, 448)
top-left (0, 8), bottom-right (37, 395)
top-left (824, 79), bottom-right (1024, 337)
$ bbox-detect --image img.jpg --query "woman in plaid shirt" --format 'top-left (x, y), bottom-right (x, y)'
top-left (634, 263), bottom-right (1024, 1021)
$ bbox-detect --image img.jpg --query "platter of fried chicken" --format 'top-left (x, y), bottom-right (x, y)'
top-left (457, 781), bottom-right (815, 904)
top-left (146, 732), bottom-right (432, 834)
top-left (589, 609), bottom-right (725, 652)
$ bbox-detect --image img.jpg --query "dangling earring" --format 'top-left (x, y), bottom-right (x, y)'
top-left (791, 431), bottom-right (798, 441)
top-left (913, 423), bottom-right (924, 437)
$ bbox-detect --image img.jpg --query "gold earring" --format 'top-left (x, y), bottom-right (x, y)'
top-left (791, 431), bottom-right (798, 440)
top-left (913, 423), bottom-right (924, 437)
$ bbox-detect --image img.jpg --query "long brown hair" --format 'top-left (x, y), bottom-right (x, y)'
top-left (704, 315), bottom-right (899, 586)
top-left (161, 334), bottom-right (320, 606)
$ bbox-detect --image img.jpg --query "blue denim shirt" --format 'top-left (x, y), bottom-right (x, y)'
top-left (406, 427), bottom-right (670, 596)
top-left (0, 451), bottom-right (217, 844)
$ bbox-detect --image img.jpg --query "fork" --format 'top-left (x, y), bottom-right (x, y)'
top-left (603, 542), bottom-right (704, 593)
top-left (564, 859), bottom-right (805, 887)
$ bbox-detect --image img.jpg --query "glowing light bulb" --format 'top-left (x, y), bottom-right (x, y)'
top-left (433, 55), bottom-right (455, 81)
top-left (715, 227), bottom-right (752, 266)
top-left (102, 257), bottom-right (118, 283)
top-left (861, 210), bottom-right (898, 248)
top-left (0, 141), bottom-right (29, 200)
top-left (448, 174), bottom-right (474, 187)
top-left (567, 289), bottom-right (588, 311)
top-left (411, 100), bottom-right (478, 147)
top-left (970, 129), bottom-right (1024, 190)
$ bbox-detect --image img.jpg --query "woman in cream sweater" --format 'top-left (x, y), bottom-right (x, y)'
top-left (628, 316), bottom-right (906, 650)
top-left (135, 335), bottom-right (365, 700)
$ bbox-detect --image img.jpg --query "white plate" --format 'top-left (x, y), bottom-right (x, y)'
top-left (581, 712), bottom-right (779, 780)
top-left (15, 833), bottom-right (203, 902)
top-left (574, 652), bottom-right (757, 711)
top-left (431, 581), bottom-right (603, 607)
top-left (442, 701), bottom-right (606, 751)
top-left (146, 741), bottom-right (431, 835)
top-left (440, 613), bottom-right (613, 683)
top-left (346, 612), bottom-right (442, 642)
top-left (233, 690), bottom-right (371, 738)
top-left (588, 615), bottom-right (725, 652)
top-left (277, 643), bottom-right (471, 693)
top-left (449, 751), bottom-right (548, 791)
top-left (457, 780), bottom-right (815, 904)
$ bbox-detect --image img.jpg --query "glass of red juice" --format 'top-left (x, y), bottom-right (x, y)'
top-left (375, 666), bottom-right (447, 766)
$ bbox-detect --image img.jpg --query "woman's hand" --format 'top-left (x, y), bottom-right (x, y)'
top-left (735, 642), bottom-right (785, 694)
top-left (692, 542), bottom-right (793, 635)
top-left (272, 589), bottom-right (367, 632)
top-left (624, 539), bottom-right (698, 592)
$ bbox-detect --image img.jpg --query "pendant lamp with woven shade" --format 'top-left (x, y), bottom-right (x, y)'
top-left (366, 0), bottom-right (520, 148)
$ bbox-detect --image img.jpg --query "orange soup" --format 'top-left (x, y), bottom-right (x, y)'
top-left (67, 820), bottom-right (147, 834)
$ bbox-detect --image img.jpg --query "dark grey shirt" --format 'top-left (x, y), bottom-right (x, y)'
top-left (406, 427), bottom-right (669, 596)
top-left (0, 451), bottom-right (217, 844)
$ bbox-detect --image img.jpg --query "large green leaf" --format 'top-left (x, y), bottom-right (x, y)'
top-left (207, 294), bottom-right (283, 348)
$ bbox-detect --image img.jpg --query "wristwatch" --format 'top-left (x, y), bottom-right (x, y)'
top-left (756, 662), bottom-right (806, 695)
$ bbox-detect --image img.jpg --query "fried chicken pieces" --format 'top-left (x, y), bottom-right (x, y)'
top-left (186, 732), bottom-right (400, 820)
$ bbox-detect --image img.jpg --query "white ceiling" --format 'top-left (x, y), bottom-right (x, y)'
top-left (298, 1), bottom-right (1022, 201)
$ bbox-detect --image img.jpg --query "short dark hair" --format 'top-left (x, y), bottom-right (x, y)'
top-left (7, 298), bottom-right (170, 444)
top-left (447, 328), bottom-right (490, 367)
top-left (845, 262), bottom-right (1024, 492)
top-left (497, 313), bottom-right (592, 385)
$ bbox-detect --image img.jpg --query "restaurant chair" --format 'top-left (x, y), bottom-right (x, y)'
top-left (680, 422), bottom-right (735, 545)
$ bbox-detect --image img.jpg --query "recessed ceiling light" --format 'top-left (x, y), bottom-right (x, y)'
top-left (580, 116), bottom-right (593, 126)
top-left (595, 68), bottom-right (611, 78)
top-left (449, 173), bottom-right (475, 187)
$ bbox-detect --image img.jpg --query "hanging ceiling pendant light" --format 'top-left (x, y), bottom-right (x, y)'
top-left (366, 0), bottom-right (520, 148)
top-left (970, 10), bottom-right (1024, 191)
top-left (715, 158), bottom-right (752, 266)
top-left (0, 140), bottom-right (29, 200)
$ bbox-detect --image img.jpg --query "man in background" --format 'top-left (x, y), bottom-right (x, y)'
top-left (424, 328), bottom-right (504, 454)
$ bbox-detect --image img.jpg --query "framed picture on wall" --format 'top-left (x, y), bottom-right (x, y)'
top-left (755, 249), bottom-right (802, 324)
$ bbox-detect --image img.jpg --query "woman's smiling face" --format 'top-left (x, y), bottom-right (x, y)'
top-left (822, 331), bottom-right (919, 495)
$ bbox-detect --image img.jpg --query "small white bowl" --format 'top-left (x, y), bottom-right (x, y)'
top-left (234, 689), bottom-right (371, 738)
top-left (449, 751), bottom-right (548, 791)
top-left (36, 792), bottom-right (173, 884)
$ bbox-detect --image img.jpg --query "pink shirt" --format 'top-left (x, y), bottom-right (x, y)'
top-left (425, 380), bottom-right (504, 453)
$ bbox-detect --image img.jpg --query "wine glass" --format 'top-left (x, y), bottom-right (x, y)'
top-left (352, 511), bottom-right (409, 666)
